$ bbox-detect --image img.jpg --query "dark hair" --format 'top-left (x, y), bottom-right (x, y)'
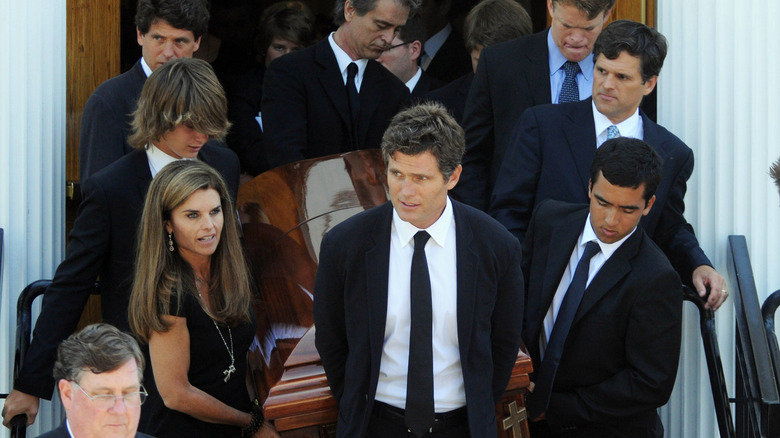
top-left (129, 160), bottom-right (253, 342)
top-left (258, 1), bottom-right (316, 53)
top-left (381, 102), bottom-right (464, 179)
top-left (53, 323), bottom-right (144, 383)
top-left (590, 137), bottom-right (663, 204)
top-left (333, 0), bottom-right (421, 26)
top-left (135, 0), bottom-right (210, 39)
top-left (593, 19), bottom-right (668, 82)
top-left (551, 0), bottom-right (615, 20)
top-left (770, 157), bottom-right (780, 191)
top-left (464, 0), bottom-right (532, 52)
top-left (398, 13), bottom-right (426, 44)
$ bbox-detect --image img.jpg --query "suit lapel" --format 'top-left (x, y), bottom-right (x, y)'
top-left (453, 202), bottom-right (478, 359)
top-left (531, 208), bottom-right (587, 342)
top-left (130, 149), bottom-right (153, 200)
top-left (573, 226), bottom-right (643, 324)
top-left (640, 111), bottom-right (668, 157)
top-left (356, 61), bottom-right (386, 147)
top-left (524, 31), bottom-right (553, 105)
top-left (315, 41), bottom-right (352, 129)
top-left (563, 99), bottom-right (597, 193)
top-left (366, 203), bottom-right (393, 366)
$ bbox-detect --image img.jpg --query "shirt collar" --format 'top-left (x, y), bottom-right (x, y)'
top-left (423, 23), bottom-right (452, 59)
top-left (405, 67), bottom-right (423, 92)
top-left (145, 143), bottom-right (189, 177)
top-left (581, 212), bottom-right (635, 260)
top-left (592, 100), bottom-right (642, 143)
top-left (392, 196), bottom-right (454, 249)
top-left (547, 29), bottom-right (593, 81)
top-left (328, 32), bottom-right (368, 82)
top-left (140, 57), bottom-right (153, 78)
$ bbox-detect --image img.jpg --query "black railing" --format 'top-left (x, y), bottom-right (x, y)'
top-left (729, 235), bottom-right (780, 437)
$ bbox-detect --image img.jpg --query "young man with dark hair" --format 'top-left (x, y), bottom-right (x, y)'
top-left (314, 102), bottom-right (523, 437)
top-left (522, 138), bottom-right (682, 437)
top-left (79, 0), bottom-right (210, 183)
top-left (491, 19), bottom-right (728, 311)
top-left (377, 15), bottom-right (444, 98)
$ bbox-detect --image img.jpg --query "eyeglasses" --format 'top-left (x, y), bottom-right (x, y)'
top-left (72, 382), bottom-right (148, 409)
top-left (384, 41), bottom-right (411, 51)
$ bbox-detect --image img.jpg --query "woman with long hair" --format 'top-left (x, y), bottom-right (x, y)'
top-left (129, 160), bottom-right (277, 437)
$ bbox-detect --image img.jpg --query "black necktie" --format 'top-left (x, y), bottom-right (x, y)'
top-left (559, 60), bottom-right (581, 103)
top-left (527, 240), bottom-right (600, 420)
top-left (346, 62), bottom-right (360, 149)
top-left (406, 231), bottom-right (434, 437)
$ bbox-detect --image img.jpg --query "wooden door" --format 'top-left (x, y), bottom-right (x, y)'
top-left (66, 0), bottom-right (120, 325)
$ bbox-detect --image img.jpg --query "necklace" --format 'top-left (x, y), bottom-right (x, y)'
top-left (199, 292), bottom-right (236, 383)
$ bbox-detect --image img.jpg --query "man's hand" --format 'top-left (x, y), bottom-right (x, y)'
top-left (692, 265), bottom-right (728, 311)
top-left (253, 421), bottom-right (281, 438)
top-left (1, 390), bottom-right (40, 428)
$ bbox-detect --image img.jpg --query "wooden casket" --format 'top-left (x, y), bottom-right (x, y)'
top-left (238, 150), bottom-right (532, 438)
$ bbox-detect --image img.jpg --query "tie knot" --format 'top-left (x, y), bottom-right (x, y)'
top-left (413, 231), bottom-right (431, 250)
top-left (347, 62), bottom-right (358, 80)
top-left (582, 241), bottom-right (600, 261)
top-left (563, 61), bottom-right (580, 76)
top-left (606, 125), bottom-right (620, 140)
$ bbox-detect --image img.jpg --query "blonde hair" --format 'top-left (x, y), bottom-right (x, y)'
top-left (129, 160), bottom-right (252, 343)
top-left (128, 58), bottom-right (231, 150)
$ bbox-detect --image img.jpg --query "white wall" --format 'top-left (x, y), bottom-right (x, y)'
top-left (658, 0), bottom-right (780, 436)
top-left (0, 1), bottom-right (67, 436)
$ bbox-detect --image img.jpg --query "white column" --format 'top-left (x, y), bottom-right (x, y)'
top-left (0, 1), bottom-right (67, 436)
top-left (658, 0), bottom-right (780, 436)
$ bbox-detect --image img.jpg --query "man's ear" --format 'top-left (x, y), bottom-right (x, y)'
top-left (643, 75), bottom-right (658, 96)
top-left (344, 0), bottom-right (356, 22)
top-left (409, 40), bottom-right (423, 63)
top-left (136, 27), bottom-right (144, 46)
top-left (642, 195), bottom-right (656, 216)
top-left (59, 380), bottom-right (74, 410)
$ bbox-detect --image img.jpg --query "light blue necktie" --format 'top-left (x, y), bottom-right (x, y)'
top-left (606, 125), bottom-right (620, 139)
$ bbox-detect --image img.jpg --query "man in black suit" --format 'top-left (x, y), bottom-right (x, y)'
top-left (522, 139), bottom-right (682, 437)
top-left (314, 103), bottom-right (523, 437)
top-left (417, 0), bottom-right (472, 83)
top-left (490, 20), bottom-right (728, 311)
top-left (79, 0), bottom-right (209, 183)
top-left (36, 324), bottom-right (153, 438)
top-left (377, 15), bottom-right (444, 99)
top-left (425, 0), bottom-right (533, 125)
top-left (261, 0), bottom-right (418, 168)
top-left (457, 0), bottom-right (614, 210)
top-left (2, 58), bottom-right (239, 430)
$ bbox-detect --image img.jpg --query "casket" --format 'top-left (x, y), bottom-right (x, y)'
top-left (238, 150), bottom-right (532, 438)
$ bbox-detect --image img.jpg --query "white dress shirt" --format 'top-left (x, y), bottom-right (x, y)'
top-left (328, 32), bottom-right (368, 91)
top-left (592, 100), bottom-right (644, 147)
top-left (140, 57), bottom-right (153, 78)
top-left (539, 214), bottom-right (636, 358)
top-left (145, 144), bottom-right (185, 177)
top-left (375, 197), bottom-right (467, 412)
top-left (404, 67), bottom-right (423, 93)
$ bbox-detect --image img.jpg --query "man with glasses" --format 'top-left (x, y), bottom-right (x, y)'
top-left (37, 323), bottom-right (152, 438)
